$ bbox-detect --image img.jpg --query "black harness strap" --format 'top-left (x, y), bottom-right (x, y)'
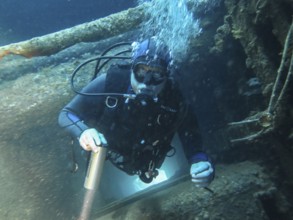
top-left (96, 62), bottom-right (131, 133)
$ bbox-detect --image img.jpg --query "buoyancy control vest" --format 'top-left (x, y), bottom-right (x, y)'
top-left (97, 62), bottom-right (186, 183)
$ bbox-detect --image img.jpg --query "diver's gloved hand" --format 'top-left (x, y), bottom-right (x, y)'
top-left (79, 128), bottom-right (105, 153)
top-left (190, 161), bottom-right (214, 187)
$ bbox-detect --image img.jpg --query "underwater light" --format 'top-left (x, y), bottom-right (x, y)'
top-left (134, 169), bottom-right (168, 191)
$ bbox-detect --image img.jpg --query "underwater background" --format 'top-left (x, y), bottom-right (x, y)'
top-left (0, 0), bottom-right (293, 219)
top-left (0, 0), bottom-right (135, 45)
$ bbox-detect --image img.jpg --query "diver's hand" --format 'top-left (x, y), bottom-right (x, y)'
top-left (190, 161), bottom-right (214, 187)
top-left (79, 128), bottom-right (103, 153)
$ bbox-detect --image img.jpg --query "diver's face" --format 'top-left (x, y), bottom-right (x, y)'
top-left (131, 64), bottom-right (167, 97)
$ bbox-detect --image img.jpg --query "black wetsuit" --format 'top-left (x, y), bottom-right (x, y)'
top-left (58, 63), bottom-right (207, 182)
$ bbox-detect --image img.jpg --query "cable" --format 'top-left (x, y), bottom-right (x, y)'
top-left (94, 42), bottom-right (132, 77)
top-left (70, 55), bottom-right (132, 97)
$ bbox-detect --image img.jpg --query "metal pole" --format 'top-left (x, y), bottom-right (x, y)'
top-left (78, 147), bottom-right (107, 220)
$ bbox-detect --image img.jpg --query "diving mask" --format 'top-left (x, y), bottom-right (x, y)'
top-left (133, 64), bottom-right (167, 85)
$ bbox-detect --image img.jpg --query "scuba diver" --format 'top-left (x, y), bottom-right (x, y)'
top-left (58, 37), bottom-right (214, 186)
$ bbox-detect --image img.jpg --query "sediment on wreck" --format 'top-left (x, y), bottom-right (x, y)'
top-left (96, 162), bottom-right (277, 220)
top-left (0, 32), bottom-right (137, 83)
top-left (177, 1), bottom-right (293, 218)
top-left (224, 0), bottom-right (292, 89)
top-left (217, 0), bottom-right (293, 218)
top-left (221, 0), bottom-right (293, 164)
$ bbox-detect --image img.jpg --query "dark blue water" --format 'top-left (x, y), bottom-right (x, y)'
top-left (0, 0), bottom-right (136, 45)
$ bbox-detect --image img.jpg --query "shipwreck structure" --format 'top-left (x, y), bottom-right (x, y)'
top-left (0, 0), bottom-right (292, 219)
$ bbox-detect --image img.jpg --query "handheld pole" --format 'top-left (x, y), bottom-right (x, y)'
top-left (78, 134), bottom-right (108, 220)
top-left (84, 147), bottom-right (107, 190)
